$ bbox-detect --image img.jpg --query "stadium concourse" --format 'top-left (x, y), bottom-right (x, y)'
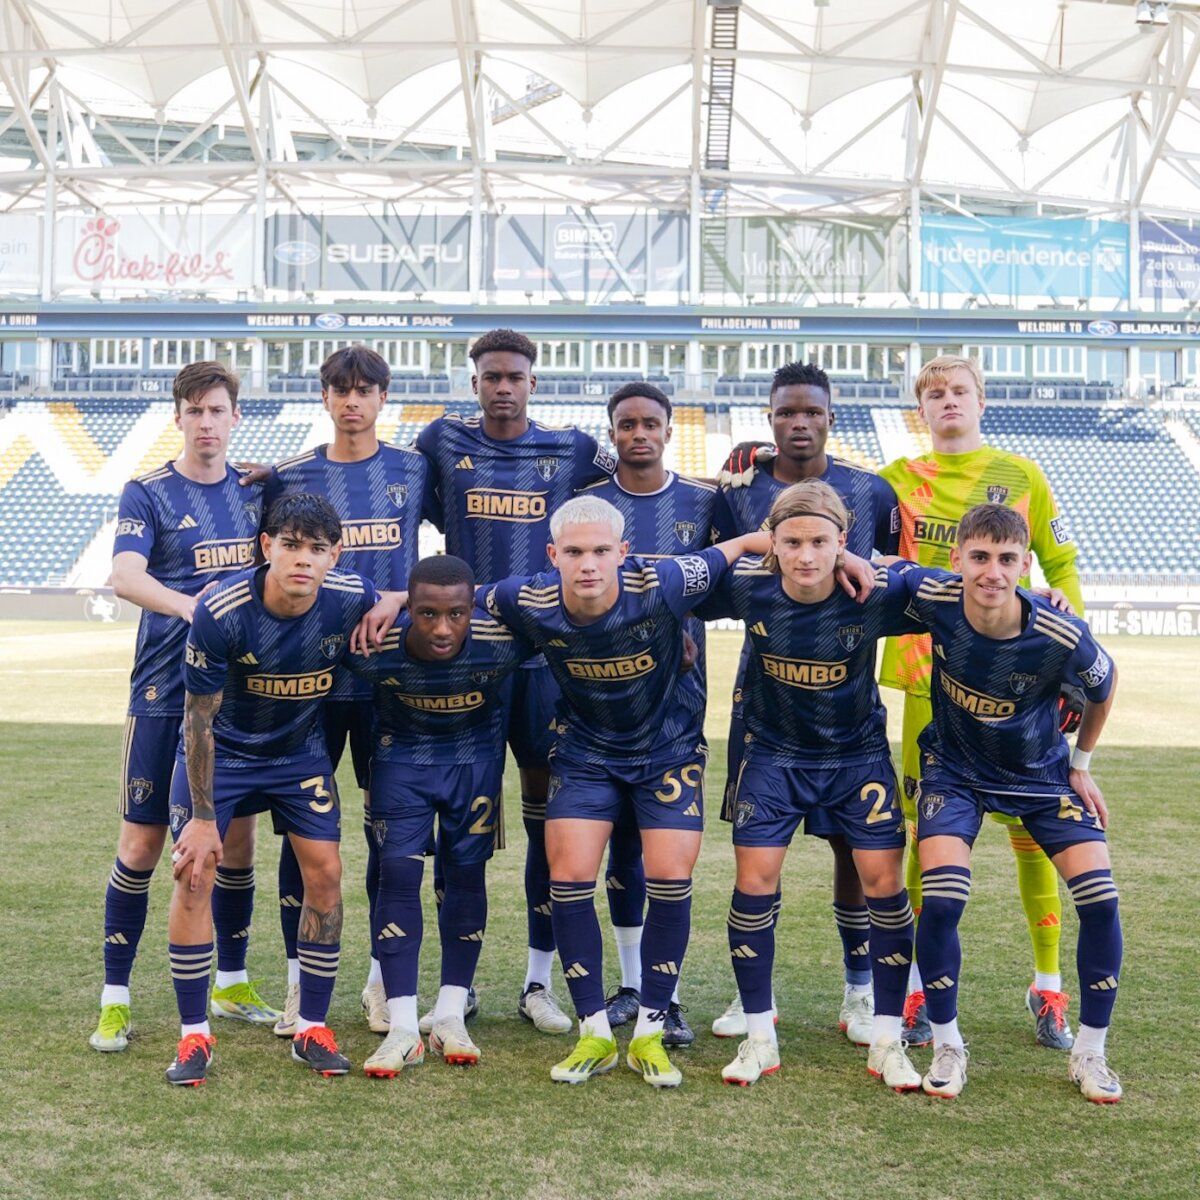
top-left (2, 390), bottom-right (1199, 589)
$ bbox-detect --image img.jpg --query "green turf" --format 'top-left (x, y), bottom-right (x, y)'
top-left (2, 625), bottom-right (1197, 1200)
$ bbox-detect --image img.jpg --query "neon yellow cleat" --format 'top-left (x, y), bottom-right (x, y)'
top-left (89, 1003), bottom-right (132, 1052)
top-left (210, 980), bottom-right (281, 1025)
top-left (550, 1034), bottom-right (619, 1084)
top-left (626, 1031), bottom-right (683, 1088)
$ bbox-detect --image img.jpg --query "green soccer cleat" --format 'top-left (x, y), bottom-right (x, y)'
top-left (210, 980), bottom-right (281, 1025)
top-left (550, 1033), bottom-right (619, 1084)
top-left (626, 1030), bottom-right (683, 1088)
top-left (89, 1003), bottom-right (132, 1053)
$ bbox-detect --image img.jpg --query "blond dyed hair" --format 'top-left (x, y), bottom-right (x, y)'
top-left (913, 354), bottom-right (985, 403)
top-left (762, 479), bottom-right (847, 574)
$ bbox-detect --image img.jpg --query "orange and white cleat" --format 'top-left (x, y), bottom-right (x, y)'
top-left (363, 1026), bottom-right (424, 1078)
top-left (867, 1039), bottom-right (921, 1092)
top-left (429, 1015), bottom-right (481, 1066)
top-left (720, 1035), bottom-right (781, 1086)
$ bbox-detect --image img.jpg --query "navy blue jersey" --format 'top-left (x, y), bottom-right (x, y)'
top-left (114, 462), bottom-right (264, 717)
top-left (714, 456), bottom-right (900, 559)
top-left (577, 472), bottom-right (731, 687)
top-left (184, 565), bottom-right (379, 766)
top-left (347, 609), bottom-right (537, 765)
top-left (416, 414), bottom-right (615, 580)
top-left (484, 546), bottom-right (728, 765)
top-left (264, 442), bottom-right (431, 700)
top-left (901, 568), bottom-right (1115, 794)
top-left (699, 559), bottom-right (922, 766)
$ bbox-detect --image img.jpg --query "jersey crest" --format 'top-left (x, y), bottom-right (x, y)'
top-left (837, 624), bottom-right (865, 652)
top-left (321, 634), bottom-right (345, 660)
top-left (386, 482), bottom-right (409, 509)
top-left (536, 456), bottom-right (560, 481)
top-left (674, 520), bottom-right (698, 546)
top-left (987, 484), bottom-right (1010, 504)
top-left (1008, 671), bottom-right (1037, 695)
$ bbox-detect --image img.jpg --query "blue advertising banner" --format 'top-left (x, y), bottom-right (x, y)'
top-left (1139, 217), bottom-right (1200, 302)
top-left (922, 214), bottom-right (1128, 303)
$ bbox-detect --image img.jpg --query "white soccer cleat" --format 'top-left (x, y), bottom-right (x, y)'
top-left (419, 986), bottom-right (480, 1035)
top-left (721, 1035), bottom-right (781, 1086)
top-left (712, 993), bottom-right (747, 1038)
top-left (361, 981), bottom-right (390, 1034)
top-left (867, 1039), bottom-right (921, 1092)
top-left (272, 982), bottom-right (300, 1038)
top-left (518, 983), bottom-right (573, 1034)
top-left (363, 1027), bottom-right (425, 1078)
top-left (429, 1015), bottom-right (481, 1066)
top-left (1069, 1051), bottom-right (1122, 1104)
top-left (839, 985), bottom-right (874, 1046)
top-left (922, 1044), bottom-right (969, 1099)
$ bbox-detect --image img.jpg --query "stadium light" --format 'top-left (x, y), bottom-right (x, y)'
top-left (1153, 2), bottom-right (1170, 23)
top-left (1135, 0), bottom-right (1154, 22)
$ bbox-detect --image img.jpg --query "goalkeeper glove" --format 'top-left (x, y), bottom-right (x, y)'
top-left (1058, 683), bottom-right (1085, 735)
top-left (717, 441), bottom-right (776, 489)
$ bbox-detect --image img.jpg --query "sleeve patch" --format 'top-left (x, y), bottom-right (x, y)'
top-left (677, 554), bottom-right (712, 597)
top-left (116, 518), bottom-right (147, 538)
top-left (1079, 648), bottom-right (1111, 689)
top-left (1050, 515), bottom-right (1071, 546)
top-left (890, 507), bottom-right (901, 535)
top-left (593, 445), bottom-right (617, 474)
top-left (185, 644), bottom-right (208, 670)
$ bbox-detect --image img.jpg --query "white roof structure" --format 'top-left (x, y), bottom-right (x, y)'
top-left (3, 0), bottom-right (1200, 217)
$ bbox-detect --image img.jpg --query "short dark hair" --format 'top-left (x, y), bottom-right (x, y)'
top-left (408, 554), bottom-right (475, 598)
top-left (263, 492), bottom-right (343, 545)
top-left (469, 328), bottom-right (538, 367)
top-left (607, 382), bottom-right (672, 424)
top-left (320, 344), bottom-right (390, 393)
top-left (957, 503), bottom-right (1029, 547)
top-left (770, 361), bottom-right (831, 402)
top-left (172, 361), bottom-right (240, 413)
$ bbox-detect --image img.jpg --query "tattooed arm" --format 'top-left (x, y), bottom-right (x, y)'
top-left (174, 689), bottom-right (225, 890)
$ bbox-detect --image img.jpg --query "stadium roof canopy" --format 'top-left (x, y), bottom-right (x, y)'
top-left (4, 0), bottom-right (1200, 218)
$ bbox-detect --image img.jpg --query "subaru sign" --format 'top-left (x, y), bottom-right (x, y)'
top-left (273, 239), bottom-right (321, 267)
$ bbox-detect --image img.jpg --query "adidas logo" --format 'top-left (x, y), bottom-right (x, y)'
top-left (935, 644), bottom-right (946, 659)
top-left (231, 928), bottom-right (249, 939)
top-left (731, 945), bottom-right (758, 959)
top-left (682, 802), bottom-right (700, 817)
top-left (1036, 913), bottom-right (1061, 928)
top-left (606, 877), bottom-right (625, 890)
top-left (877, 952), bottom-right (911, 967)
top-left (434, 888), bottom-right (446, 905)
top-left (851, 942), bottom-right (870, 957)
top-left (547, 638), bottom-right (568, 648)
top-left (177, 514), bottom-right (198, 529)
top-left (534, 902), bottom-right (552, 916)
top-left (455, 455), bottom-right (475, 470)
top-left (926, 974), bottom-right (956, 990)
top-left (651, 961), bottom-right (679, 976)
top-left (237, 652), bottom-right (258, 665)
top-left (458, 929), bottom-right (485, 942)
top-left (377, 922), bottom-right (406, 939)
top-left (105, 932), bottom-right (128, 945)
top-left (748, 621), bottom-right (767, 636)
top-left (279, 895), bottom-right (301, 908)
top-left (564, 962), bottom-right (589, 979)
top-left (1090, 975), bottom-right (1119, 991)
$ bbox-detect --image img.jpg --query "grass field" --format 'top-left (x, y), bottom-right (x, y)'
top-left (2, 622), bottom-right (1197, 1200)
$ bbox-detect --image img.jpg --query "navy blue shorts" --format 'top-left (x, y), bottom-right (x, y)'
top-left (169, 755), bottom-right (341, 843)
top-left (730, 754), bottom-right (905, 850)
top-left (120, 714), bottom-right (181, 825)
top-left (915, 768), bottom-right (1106, 855)
top-left (369, 757), bottom-right (504, 865)
top-left (321, 699), bottom-right (374, 792)
top-left (504, 664), bottom-right (559, 772)
top-left (546, 744), bottom-right (707, 831)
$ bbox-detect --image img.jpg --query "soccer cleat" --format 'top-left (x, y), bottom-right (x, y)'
top-left (1027, 986), bottom-right (1075, 1051)
top-left (711, 993), bottom-right (778, 1038)
top-left (291, 1025), bottom-right (351, 1076)
top-left (922, 1044), bottom-right (969, 1099)
top-left (518, 982), bottom-right (573, 1034)
top-left (550, 1034), bottom-right (619, 1084)
top-left (902, 990), bottom-right (932, 1047)
top-left (626, 1031), bottom-right (683, 1088)
top-left (418, 986), bottom-right (479, 1035)
top-left (839, 985), bottom-right (874, 1046)
top-left (273, 982), bottom-right (300, 1037)
top-left (429, 1015), bottom-right (481, 1066)
top-left (720, 1035), bottom-right (781, 1087)
top-left (361, 981), bottom-right (390, 1034)
top-left (867, 1039), bottom-right (922, 1092)
top-left (165, 1032), bottom-right (215, 1086)
top-left (663, 1001), bottom-right (694, 1048)
top-left (363, 1026), bottom-right (425, 1078)
top-left (1069, 1051), bottom-right (1122, 1104)
top-left (210, 980), bottom-right (281, 1026)
top-left (89, 1003), bottom-right (132, 1053)
top-left (604, 986), bottom-right (641, 1028)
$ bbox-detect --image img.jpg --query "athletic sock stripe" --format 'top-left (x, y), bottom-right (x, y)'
top-left (868, 908), bottom-right (915, 927)
top-left (550, 886), bottom-right (595, 902)
top-left (169, 949), bottom-right (214, 963)
top-left (1069, 878), bottom-right (1118, 895)
top-left (1071, 886), bottom-right (1120, 904)
top-left (170, 967), bottom-right (213, 980)
top-left (727, 912), bottom-right (775, 931)
top-left (296, 948), bottom-right (341, 962)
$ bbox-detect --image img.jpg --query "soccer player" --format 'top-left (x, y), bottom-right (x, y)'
top-left (713, 361), bottom-right (900, 1045)
top-left (577, 381), bottom-right (731, 1046)
top-left (893, 504), bottom-right (1121, 1102)
top-left (878, 357), bottom-right (1084, 1049)
top-left (91, 362), bottom-right (276, 1054)
top-left (412, 328), bottom-right (616, 1034)
top-left (345, 555), bottom-right (538, 1076)
top-left (696, 480), bottom-right (923, 1089)
top-left (261, 345), bottom-right (431, 1038)
top-left (165, 493), bottom-right (379, 1084)
top-left (482, 495), bottom-right (769, 1087)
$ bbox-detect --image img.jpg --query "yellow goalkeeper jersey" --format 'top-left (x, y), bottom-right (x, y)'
top-left (879, 445), bottom-right (1083, 697)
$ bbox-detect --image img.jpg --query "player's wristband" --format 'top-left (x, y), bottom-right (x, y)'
top-left (1070, 747), bottom-right (1093, 772)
